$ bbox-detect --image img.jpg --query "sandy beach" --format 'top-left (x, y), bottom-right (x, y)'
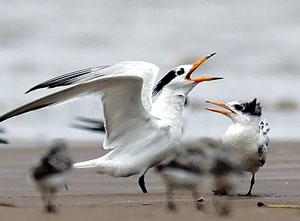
top-left (0, 140), bottom-right (299, 220)
top-left (0, 0), bottom-right (299, 220)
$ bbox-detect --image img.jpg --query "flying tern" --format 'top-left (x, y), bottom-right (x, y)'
top-left (30, 141), bottom-right (72, 213)
top-left (206, 98), bottom-right (270, 196)
top-left (0, 54), bottom-right (222, 193)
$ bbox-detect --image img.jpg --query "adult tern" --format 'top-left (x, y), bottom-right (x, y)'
top-left (0, 54), bottom-right (222, 192)
top-left (30, 141), bottom-right (72, 213)
top-left (206, 98), bottom-right (270, 196)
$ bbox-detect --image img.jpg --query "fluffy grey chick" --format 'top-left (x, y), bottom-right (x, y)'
top-left (156, 138), bottom-right (242, 216)
top-left (30, 141), bottom-right (73, 213)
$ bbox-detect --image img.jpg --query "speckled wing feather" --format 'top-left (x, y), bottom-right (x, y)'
top-left (258, 119), bottom-right (270, 167)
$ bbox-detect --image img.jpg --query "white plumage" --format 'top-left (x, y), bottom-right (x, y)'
top-left (206, 98), bottom-right (270, 196)
top-left (0, 55), bottom-right (222, 192)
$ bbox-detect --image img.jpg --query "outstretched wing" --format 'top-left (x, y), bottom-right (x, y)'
top-left (26, 61), bottom-right (160, 112)
top-left (0, 75), bottom-right (161, 150)
top-left (0, 138), bottom-right (8, 144)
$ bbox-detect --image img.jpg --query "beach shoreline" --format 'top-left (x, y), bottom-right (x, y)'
top-left (0, 140), bottom-right (299, 220)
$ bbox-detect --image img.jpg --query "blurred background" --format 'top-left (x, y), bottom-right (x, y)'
top-left (0, 0), bottom-right (299, 146)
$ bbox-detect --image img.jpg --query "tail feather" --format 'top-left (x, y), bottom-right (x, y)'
top-left (73, 159), bottom-right (99, 168)
top-left (73, 157), bottom-right (130, 177)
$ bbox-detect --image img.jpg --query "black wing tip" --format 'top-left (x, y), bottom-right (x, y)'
top-left (25, 89), bottom-right (33, 94)
top-left (0, 139), bottom-right (9, 144)
top-left (71, 117), bottom-right (106, 133)
top-left (75, 117), bottom-right (105, 125)
top-left (71, 124), bottom-right (105, 133)
top-left (0, 116), bottom-right (9, 123)
top-left (25, 86), bottom-right (40, 94)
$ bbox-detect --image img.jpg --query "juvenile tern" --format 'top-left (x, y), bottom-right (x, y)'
top-left (30, 141), bottom-right (72, 213)
top-left (0, 55), bottom-right (222, 193)
top-left (206, 98), bottom-right (270, 196)
top-left (156, 138), bottom-right (241, 215)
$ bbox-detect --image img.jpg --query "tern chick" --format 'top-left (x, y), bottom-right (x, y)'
top-left (206, 98), bottom-right (270, 196)
top-left (156, 138), bottom-right (241, 215)
top-left (30, 141), bottom-right (72, 213)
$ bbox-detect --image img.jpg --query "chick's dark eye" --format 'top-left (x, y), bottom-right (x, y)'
top-left (177, 68), bottom-right (184, 75)
top-left (234, 104), bottom-right (243, 111)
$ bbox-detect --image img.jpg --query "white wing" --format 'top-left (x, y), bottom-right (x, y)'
top-left (0, 75), bottom-right (163, 150)
top-left (25, 61), bottom-right (160, 112)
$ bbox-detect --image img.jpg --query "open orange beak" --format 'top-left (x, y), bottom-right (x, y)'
top-left (185, 53), bottom-right (223, 83)
top-left (205, 100), bottom-right (235, 116)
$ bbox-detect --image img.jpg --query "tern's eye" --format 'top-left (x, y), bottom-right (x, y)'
top-left (234, 104), bottom-right (243, 111)
top-left (177, 68), bottom-right (184, 75)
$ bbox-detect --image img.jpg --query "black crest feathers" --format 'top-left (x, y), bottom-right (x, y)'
top-left (242, 98), bottom-right (262, 116)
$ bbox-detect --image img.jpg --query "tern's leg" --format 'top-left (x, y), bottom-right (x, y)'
top-left (212, 189), bottom-right (231, 216)
top-left (239, 173), bottom-right (255, 196)
top-left (212, 177), bottom-right (229, 196)
top-left (46, 188), bottom-right (57, 213)
top-left (64, 183), bottom-right (69, 191)
top-left (213, 188), bottom-right (228, 196)
top-left (41, 191), bottom-right (48, 212)
top-left (191, 187), bottom-right (204, 211)
top-left (138, 169), bottom-right (149, 193)
top-left (166, 186), bottom-right (177, 211)
top-left (212, 197), bottom-right (231, 217)
top-left (246, 173), bottom-right (255, 196)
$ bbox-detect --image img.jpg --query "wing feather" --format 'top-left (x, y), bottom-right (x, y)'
top-left (25, 66), bottom-right (110, 93)
top-left (25, 61), bottom-right (160, 112)
top-left (0, 75), bottom-right (160, 150)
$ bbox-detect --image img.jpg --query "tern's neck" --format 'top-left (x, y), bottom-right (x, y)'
top-left (151, 88), bottom-right (186, 123)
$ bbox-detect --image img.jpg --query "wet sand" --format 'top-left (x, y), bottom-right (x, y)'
top-left (0, 140), bottom-right (299, 220)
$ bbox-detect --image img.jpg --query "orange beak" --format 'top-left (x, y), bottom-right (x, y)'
top-left (205, 100), bottom-right (235, 116)
top-left (185, 53), bottom-right (223, 83)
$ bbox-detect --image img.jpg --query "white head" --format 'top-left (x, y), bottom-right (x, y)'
top-left (206, 98), bottom-right (262, 125)
top-left (152, 53), bottom-right (222, 97)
